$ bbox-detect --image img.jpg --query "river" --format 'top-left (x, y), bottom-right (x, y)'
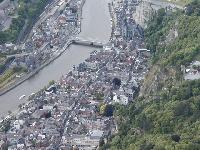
top-left (0, 0), bottom-right (111, 117)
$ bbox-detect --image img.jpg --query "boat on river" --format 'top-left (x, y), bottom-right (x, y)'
top-left (19, 95), bottom-right (26, 100)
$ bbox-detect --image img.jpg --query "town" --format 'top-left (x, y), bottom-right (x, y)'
top-left (0, 0), bottom-right (83, 92)
top-left (0, 0), bottom-right (152, 149)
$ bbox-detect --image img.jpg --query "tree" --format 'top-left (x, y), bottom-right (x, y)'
top-left (95, 92), bottom-right (104, 100)
top-left (13, 66), bottom-right (22, 72)
top-left (136, 113), bottom-right (152, 131)
top-left (100, 104), bottom-right (114, 117)
top-left (174, 102), bottom-right (192, 117)
top-left (99, 138), bottom-right (105, 147)
top-left (8, 110), bottom-right (12, 115)
top-left (140, 142), bottom-right (155, 150)
top-left (18, 104), bottom-right (22, 110)
top-left (171, 134), bottom-right (180, 142)
top-left (49, 80), bottom-right (55, 86)
top-left (100, 104), bottom-right (106, 115)
top-left (192, 88), bottom-right (200, 96)
top-left (1, 120), bottom-right (11, 133)
top-left (112, 78), bottom-right (121, 89)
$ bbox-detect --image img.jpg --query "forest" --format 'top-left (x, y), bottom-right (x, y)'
top-left (103, 1), bottom-right (200, 150)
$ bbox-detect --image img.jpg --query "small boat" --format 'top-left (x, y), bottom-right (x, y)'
top-left (19, 95), bottom-right (26, 100)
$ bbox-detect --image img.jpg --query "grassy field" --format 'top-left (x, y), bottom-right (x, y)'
top-left (0, 69), bottom-right (16, 89)
top-left (0, 67), bottom-right (27, 90)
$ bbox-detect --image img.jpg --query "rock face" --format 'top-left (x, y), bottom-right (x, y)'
top-left (165, 21), bottom-right (179, 45)
top-left (132, 2), bottom-right (154, 28)
top-left (136, 1), bottom-right (183, 97)
top-left (132, 0), bottom-right (183, 28)
top-left (139, 65), bottom-right (178, 98)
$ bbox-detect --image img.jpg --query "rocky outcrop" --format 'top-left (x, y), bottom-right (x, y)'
top-left (132, 0), bottom-right (183, 29)
top-left (132, 1), bottom-right (154, 28)
top-left (139, 65), bottom-right (179, 97)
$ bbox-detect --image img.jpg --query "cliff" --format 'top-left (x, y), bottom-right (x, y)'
top-left (105, 1), bottom-right (200, 150)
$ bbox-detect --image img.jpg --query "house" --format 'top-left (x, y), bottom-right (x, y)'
top-left (89, 129), bottom-right (104, 139)
top-left (62, 135), bottom-right (100, 150)
top-left (113, 93), bottom-right (128, 105)
top-left (85, 61), bottom-right (98, 71)
top-left (13, 120), bottom-right (24, 130)
top-left (0, 140), bottom-right (7, 150)
top-left (32, 109), bottom-right (49, 119)
top-left (64, 7), bottom-right (78, 22)
top-left (184, 61), bottom-right (200, 80)
top-left (124, 88), bottom-right (134, 100)
top-left (45, 85), bottom-right (57, 94)
top-left (137, 48), bottom-right (151, 58)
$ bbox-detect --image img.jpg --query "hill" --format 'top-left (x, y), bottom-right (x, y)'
top-left (104, 1), bottom-right (200, 150)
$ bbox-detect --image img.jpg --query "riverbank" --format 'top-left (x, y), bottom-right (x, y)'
top-left (0, 41), bottom-right (71, 96)
top-left (0, 0), bottom-right (111, 118)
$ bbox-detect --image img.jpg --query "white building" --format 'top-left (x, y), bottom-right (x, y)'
top-left (113, 92), bottom-right (128, 105)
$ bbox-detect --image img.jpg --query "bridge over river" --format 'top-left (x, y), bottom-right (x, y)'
top-left (0, 0), bottom-right (111, 117)
top-left (71, 38), bottom-right (105, 48)
top-left (7, 38), bottom-right (104, 59)
top-left (6, 38), bottom-right (105, 60)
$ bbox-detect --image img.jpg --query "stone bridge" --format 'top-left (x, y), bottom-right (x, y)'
top-left (71, 38), bottom-right (105, 48)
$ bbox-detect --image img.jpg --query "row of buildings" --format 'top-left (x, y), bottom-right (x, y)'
top-left (0, 42), bottom-right (150, 149)
top-left (111, 0), bottom-right (143, 45)
top-left (0, 0), bottom-right (151, 149)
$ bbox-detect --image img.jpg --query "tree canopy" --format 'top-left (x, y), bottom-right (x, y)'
top-left (105, 1), bottom-right (200, 149)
